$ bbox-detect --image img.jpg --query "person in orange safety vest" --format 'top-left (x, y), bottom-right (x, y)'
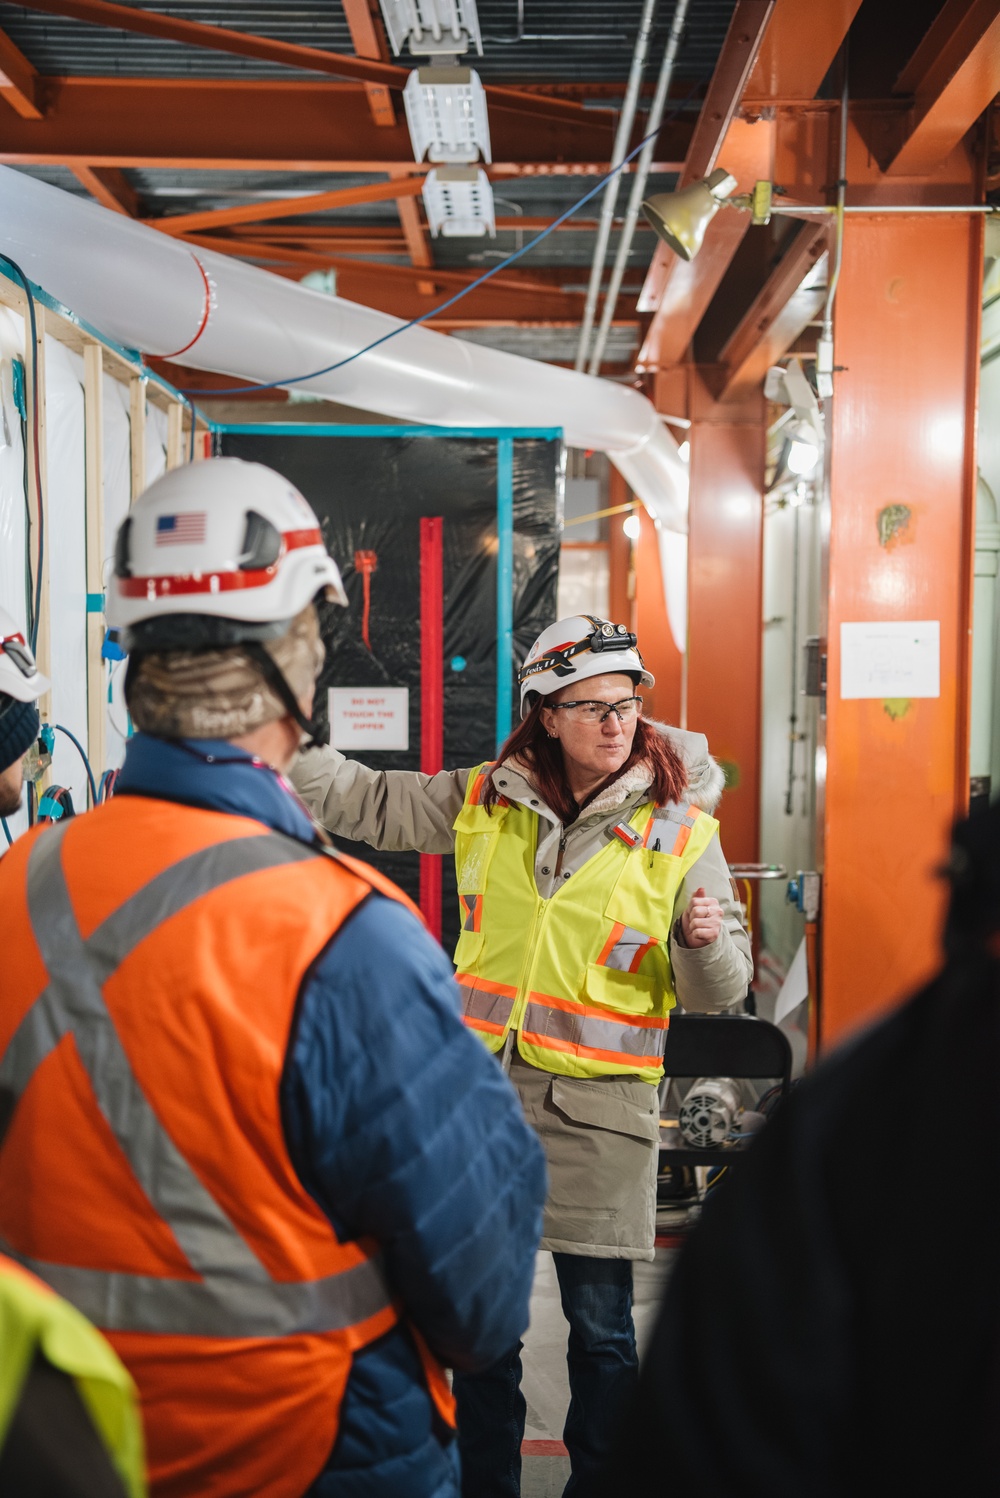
top-left (0, 458), bottom-right (546, 1498)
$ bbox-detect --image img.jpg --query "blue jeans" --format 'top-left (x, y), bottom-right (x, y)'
top-left (453, 1254), bottom-right (637, 1498)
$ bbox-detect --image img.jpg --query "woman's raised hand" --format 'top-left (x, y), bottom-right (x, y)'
top-left (680, 887), bottom-right (723, 948)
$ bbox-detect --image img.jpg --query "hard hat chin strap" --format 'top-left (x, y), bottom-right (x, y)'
top-left (243, 643), bottom-right (328, 748)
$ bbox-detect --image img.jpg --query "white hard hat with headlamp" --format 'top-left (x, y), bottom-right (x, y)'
top-left (106, 457), bottom-right (347, 745)
top-left (518, 614), bottom-right (654, 718)
top-left (0, 609), bottom-right (50, 703)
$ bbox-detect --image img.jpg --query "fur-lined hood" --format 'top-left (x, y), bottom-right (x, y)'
top-left (503, 718), bottom-right (725, 820)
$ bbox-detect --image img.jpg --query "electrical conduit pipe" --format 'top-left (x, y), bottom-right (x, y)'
top-left (0, 166), bottom-right (690, 640)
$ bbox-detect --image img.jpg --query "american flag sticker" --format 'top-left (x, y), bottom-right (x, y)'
top-left (155, 512), bottom-right (207, 546)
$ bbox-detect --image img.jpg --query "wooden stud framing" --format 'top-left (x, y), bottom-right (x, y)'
top-left (166, 401), bottom-right (184, 469)
top-left (83, 342), bottom-right (106, 787)
top-left (129, 374), bottom-right (147, 502)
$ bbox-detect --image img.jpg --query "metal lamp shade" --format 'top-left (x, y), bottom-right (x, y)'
top-left (641, 168), bottom-right (738, 261)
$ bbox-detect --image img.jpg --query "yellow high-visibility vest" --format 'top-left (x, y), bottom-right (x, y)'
top-left (452, 764), bottom-right (719, 1085)
top-left (0, 1253), bottom-right (146, 1498)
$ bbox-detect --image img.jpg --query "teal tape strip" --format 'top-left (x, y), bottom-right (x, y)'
top-left (86, 594), bottom-right (104, 613)
top-left (215, 423), bottom-right (563, 440)
top-left (496, 436), bottom-right (514, 754)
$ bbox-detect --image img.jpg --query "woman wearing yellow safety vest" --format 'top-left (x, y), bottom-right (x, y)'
top-left (292, 614), bottom-right (752, 1498)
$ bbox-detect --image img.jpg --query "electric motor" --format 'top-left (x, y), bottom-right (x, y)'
top-left (678, 1077), bottom-right (741, 1148)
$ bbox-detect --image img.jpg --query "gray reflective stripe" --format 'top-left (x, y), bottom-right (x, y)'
top-left (462, 895), bottom-right (480, 933)
top-left (457, 982), bottom-right (515, 1029)
top-left (646, 802), bottom-right (699, 854)
top-left (523, 1001), bottom-right (667, 1061)
top-left (0, 1239), bottom-right (391, 1339)
top-left (602, 925), bottom-right (657, 973)
top-left (0, 821), bottom-right (393, 1338)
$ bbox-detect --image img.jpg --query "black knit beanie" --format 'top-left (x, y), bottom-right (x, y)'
top-left (0, 694), bottom-right (39, 774)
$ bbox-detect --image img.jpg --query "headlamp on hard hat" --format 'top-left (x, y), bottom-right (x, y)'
top-left (517, 618), bottom-right (643, 686)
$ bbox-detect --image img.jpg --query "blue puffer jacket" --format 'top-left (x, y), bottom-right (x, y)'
top-left (116, 734), bottom-right (547, 1498)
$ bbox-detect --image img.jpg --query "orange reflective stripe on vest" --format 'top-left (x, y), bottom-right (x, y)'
top-left (520, 991), bottom-right (670, 1070)
top-left (455, 975), bottom-right (517, 1037)
top-left (595, 921), bottom-right (660, 974)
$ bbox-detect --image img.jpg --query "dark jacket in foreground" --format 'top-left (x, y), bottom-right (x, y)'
top-left (115, 734), bottom-right (547, 1498)
top-left (606, 807), bottom-right (1000, 1495)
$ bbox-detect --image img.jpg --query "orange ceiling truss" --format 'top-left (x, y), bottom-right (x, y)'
top-left (717, 219), bottom-right (828, 397)
top-left (69, 163), bottom-right (138, 215)
top-left (636, 0), bottom-right (781, 372)
top-left (339, 0), bottom-right (396, 128)
top-left (148, 176), bottom-right (428, 237)
top-left (887, 0), bottom-right (1000, 176)
top-left (636, 0), bottom-right (864, 377)
top-left (0, 25), bottom-right (42, 118)
top-left (12, 0), bottom-right (598, 128)
top-left (0, 78), bottom-right (658, 171)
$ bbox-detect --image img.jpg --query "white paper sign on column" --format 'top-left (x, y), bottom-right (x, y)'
top-left (329, 687), bottom-right (410, 751)
top-left (840, 620), bottom-right (940, 699)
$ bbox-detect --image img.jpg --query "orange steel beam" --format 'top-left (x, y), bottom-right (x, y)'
top-left (888, 0), bottom-right (1000, 175)
top-left (743, 0), bottom-right (862, 105)
top-left (634, 505), bottom-right (683, 725)
top-left (0, 25), bottom-right (43, 119)
top-left (70, 164), bottom-right (138, 215)
top-left (816, 112), bottom-right (981, 1045)
top-left (685, 374), bottom-right (765, 863)
top-left (175, 232), bottom-right (568, 296)
top-left (636, 0), bottom-right (857, 374)
top-left (635, 1), bottom-right (776, 369)
top-left (0, 79), bottom-right (627, 171)
top-left (183, 267), bottom-right (587, 324)
top-left (718, 220), bottom-right (828, 397)
top-left (15, 0), bottom-right (596, 127)
top-left (637, 115), bottom-right (776, 371)
top-left (389, 165), bottom-right (435, 296)
top-left (340, 0), bottom-right (395, 128)
top-left (238, 218), bottom-right (656, 241)
top-left (149, 176), bottom-right (426, 237)
top-left (678, 0), bottom-right (776, 185)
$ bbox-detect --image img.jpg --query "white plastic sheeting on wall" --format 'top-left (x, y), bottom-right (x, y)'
top-left (44, 338), bottom-right (89, 811)
top-left (0, 308), bottom-right (29, 839)
top-left (102, 375), bottom-right (132, 770)
top-left (0, 306), bottom-right (172, 828)
top-left (0, 165), bottom-right (689, 538)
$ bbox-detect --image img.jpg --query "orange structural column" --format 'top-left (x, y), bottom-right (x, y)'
top-left (635, 507), bottom-right (683, 727)
top-left (687, 376), bottom-right (765, 863)
top-left (821, 208), bottom-right (981, 1045)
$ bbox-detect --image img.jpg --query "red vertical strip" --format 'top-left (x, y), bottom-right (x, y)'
top-left (420, 516), bottom-right (444, 941)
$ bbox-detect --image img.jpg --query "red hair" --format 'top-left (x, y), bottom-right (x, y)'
top-left (482, 698), bottom-right (688, 823)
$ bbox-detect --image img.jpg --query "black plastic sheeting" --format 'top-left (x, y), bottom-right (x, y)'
top-left (221, 430), bottom-right (563, 954)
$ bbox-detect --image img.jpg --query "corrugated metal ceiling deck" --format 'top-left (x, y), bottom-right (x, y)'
top-left (0, 1), bottom-right (740, 369)
top-left (0, 1), bottom-right (736, 83)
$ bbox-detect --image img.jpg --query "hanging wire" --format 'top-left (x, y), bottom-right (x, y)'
top-left (179, 86), bottom-right (705, 400)
top-left (0, 253), bottom-right (44, 653)
top-left (54, 722), bottom-right (98, 806)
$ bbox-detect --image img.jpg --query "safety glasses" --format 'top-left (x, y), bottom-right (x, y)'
top-left (550, 696), bottom-right (643, 724)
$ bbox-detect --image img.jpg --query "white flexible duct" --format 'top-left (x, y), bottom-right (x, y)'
top-left (0, 166), bottom-right (689, 637)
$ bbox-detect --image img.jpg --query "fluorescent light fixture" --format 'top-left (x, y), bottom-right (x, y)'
top-left (422, 167), bottom-right (495, 237)
top-left (404, 67), bottom-right (491, 165)
top-left (379, 0), bottom-right (483, 57)
top-left (623, 513), bottom-right (642, 540)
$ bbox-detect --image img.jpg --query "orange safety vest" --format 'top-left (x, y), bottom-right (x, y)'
top-left (0, 797), bottom-right (454, 1498)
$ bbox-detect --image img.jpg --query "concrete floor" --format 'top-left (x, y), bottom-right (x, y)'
top-left (519, 1249), bottom-right (675, 1497)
